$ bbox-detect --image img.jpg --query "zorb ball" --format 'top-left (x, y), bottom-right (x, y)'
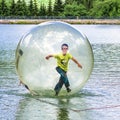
top-left (15, 21), bottom-right (94, 96)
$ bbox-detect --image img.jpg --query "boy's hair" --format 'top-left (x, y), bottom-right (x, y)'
top-left (61, 43), bottom-right (69, 49)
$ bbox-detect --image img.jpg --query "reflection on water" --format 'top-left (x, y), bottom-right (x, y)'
top-left (15, 94), bottom-right (89, 120)
top-left (57, 99), bottom-right (69, 120)
top-left (0, 25), bottom-right (120, 120)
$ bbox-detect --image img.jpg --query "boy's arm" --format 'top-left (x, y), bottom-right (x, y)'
top-left (45, 55), bottom-right (54, 60)
top-left (71, 57), bottom-right (82, 68)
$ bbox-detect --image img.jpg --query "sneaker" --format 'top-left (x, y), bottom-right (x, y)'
top-left (67, 88), bottom-right (71, 93)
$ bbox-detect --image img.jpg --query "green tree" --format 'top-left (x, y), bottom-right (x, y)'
top-left (39, 3), bottom-right (46, 16)
top-left (64, 2), bottom-right (87, 17)
top-left (0, 0), bottom-right (9, 16)
top-left (90, 0), bottom-right (120, 18)
top-left (65, 0), bottom-right (75, 5)
top-left (22, 0), bottom-right (29, 16)
top-left (65, 0), bottom-right (88, 5)
top-left (53, 0), bottom-right (64, 16)
top-left (74, 0), bottom-right (84, 4)
top-left (28, 0), bottom-right (34, 16)
top-left (47, 0), bottom-right (53, 16)
top-left (33, 0), bottom-right (39, 16)
top-left (9, 0), bottom-right (16, 16)
top-left (15, 0), bottom-right (28, 16)
top-left (83, 0), bottom-right (94, 10)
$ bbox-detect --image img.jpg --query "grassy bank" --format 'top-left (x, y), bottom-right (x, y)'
top-left (0, 19), bottom-right (120, 24)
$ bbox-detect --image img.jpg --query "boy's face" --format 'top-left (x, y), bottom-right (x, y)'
top-left (62, 45), bottom-right (68, 55)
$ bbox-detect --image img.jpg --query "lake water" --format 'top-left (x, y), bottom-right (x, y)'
top-left (0, 24), bottom-right (120, 120)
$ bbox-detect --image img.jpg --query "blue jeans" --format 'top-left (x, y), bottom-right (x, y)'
top-left (54, 67), bottom-right (70, 92)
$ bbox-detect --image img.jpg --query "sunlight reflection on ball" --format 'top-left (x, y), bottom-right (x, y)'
top-left (15, 21), bottom-right (94, 96)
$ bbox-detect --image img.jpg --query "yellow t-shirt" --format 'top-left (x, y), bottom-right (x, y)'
top-left (54, 53), bottom-right (73, 71)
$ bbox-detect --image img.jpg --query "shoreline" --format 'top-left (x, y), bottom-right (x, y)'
top-left (0, 19), bottom-right (120, 24)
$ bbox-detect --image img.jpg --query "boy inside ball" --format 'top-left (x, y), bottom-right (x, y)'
top-left (45, 43), bottom-right (82, 96)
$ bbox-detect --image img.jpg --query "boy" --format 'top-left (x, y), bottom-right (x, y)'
top-left (45, 43), bottom-right (82, 96)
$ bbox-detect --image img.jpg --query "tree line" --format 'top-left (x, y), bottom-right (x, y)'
top-left (0, 0), bottom-right (120, 18)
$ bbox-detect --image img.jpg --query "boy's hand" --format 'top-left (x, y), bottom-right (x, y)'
top-left (72, 57), bottom-right (82, 69)
top-left (45, 55), bottom-right (53, 60)
top-left (45, 56), bottom-right (49, 60)
top-left (78, 64), bottom-right (82, 69)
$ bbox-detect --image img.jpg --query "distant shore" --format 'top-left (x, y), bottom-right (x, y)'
top-left (0, 19), bottom-right (120, 24)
